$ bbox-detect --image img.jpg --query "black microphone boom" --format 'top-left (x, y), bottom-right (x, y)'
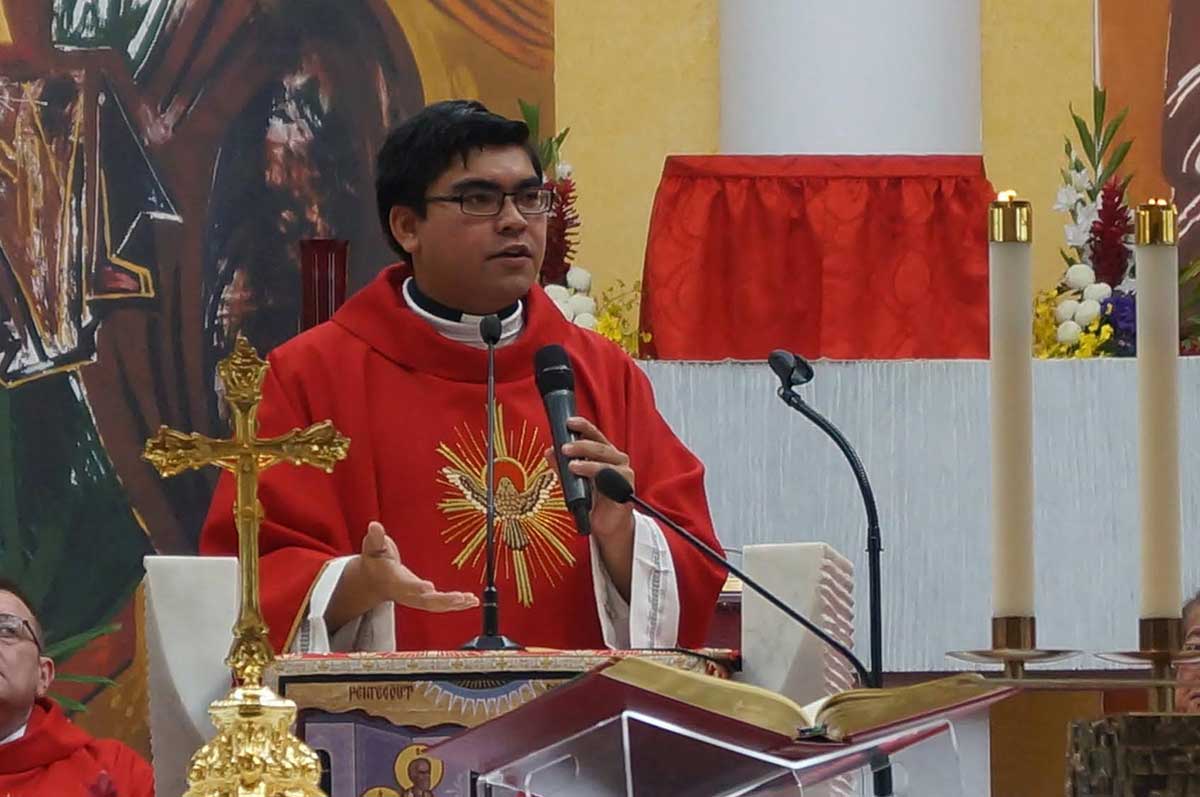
top-left (534, 345), bottom-right (592, 535)
top-left (769, 349), bottom-right (883, 690)
top-left (594, 468), bottom-right (871, 688)
top-left (462, 314), bottom-right (521, 651)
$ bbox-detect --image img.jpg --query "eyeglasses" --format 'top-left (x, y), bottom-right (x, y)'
top-left (425, 187), bottom-right (554, 217)
top-left (0, 613), bottom-right (40, 652)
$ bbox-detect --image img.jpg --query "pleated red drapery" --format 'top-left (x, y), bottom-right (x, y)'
top-left (639, 155), bottom-right (995, 360)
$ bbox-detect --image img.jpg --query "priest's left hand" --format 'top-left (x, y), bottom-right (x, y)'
top-left (545, 416), bottom-right (635, 602)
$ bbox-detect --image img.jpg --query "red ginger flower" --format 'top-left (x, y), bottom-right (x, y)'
top-left (1088, 178), bottom-right (1132, 286)
top-left (540, 176), bottom-right (580, 287)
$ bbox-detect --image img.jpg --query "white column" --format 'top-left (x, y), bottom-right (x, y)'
top-left (719, 0), bottom-right (982, 154)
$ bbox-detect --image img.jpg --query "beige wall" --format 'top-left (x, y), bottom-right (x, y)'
top-left (554, 0), bottom-right (720, 298)
top-left (981, 0), bottom-right (1097, 291)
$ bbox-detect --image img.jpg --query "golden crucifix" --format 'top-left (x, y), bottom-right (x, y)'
top-left (143, 333), bottom-right (349, 797)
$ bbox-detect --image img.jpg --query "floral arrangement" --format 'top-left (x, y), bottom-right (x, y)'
top-left (1037, 86), bottom-right (1200, 357)
top-left (518, 100), bottom-right (648, 354)
top-left (1035, 86), bottom-right (1133, 358)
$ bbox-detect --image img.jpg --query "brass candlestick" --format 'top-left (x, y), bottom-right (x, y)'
top-left (143, 334), bottom-right (350, 797)
top-left (948, 616), bottom-right (1078, 678)
top-left (1097, 617), bottom-right (1200, 714)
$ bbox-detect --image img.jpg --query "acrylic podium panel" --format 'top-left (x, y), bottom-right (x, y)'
top-left (458, 713), bottom-right (963, 797)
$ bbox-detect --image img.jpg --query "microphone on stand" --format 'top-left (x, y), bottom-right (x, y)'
top-left (534, 345), bottom-right (592, 535)
top-left (593, 468), bottom-right (871, 688)
top-left (767, 349), bottom-right (883, 689)
top-left (462, 314), bottom-right (521, 651)
top-left (767, 351), bottom-right (895, 797)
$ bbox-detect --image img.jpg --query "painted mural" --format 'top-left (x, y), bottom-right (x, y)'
top-left (0, 0), bottom-right (553, 752)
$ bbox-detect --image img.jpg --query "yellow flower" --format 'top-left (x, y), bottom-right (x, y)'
top-left (1033, 289), bottom-right (1069, 358)
top-left (1032, 287), bottom-right (1113, 359)
top-left (595, 311), bottom-right (624, 344)
top-left (590, 278), bottom-right (650, 356)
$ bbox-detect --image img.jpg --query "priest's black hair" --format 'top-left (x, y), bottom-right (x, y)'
top-left (375, 100), bottom-right (543, 261)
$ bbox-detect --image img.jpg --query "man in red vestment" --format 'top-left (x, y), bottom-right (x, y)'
top-left (0, 580), bottom-right (154, 797)
top-left (201, 100), bottom-right (726, 654)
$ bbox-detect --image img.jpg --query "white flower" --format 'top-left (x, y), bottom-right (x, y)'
top-left (1070, 167), bottom-right (1091, 194)
top-left (573, 312), bottom-right (597, 330)
top-left (1065, 263), bottom-right (1096, 290)
top-left (554, 299), bottom-right (575, 320)
top-left (1054, 185), bottom-right (1085, 212)
top-left (566, 266), bottom-right (592, 293)
top-left (555, 162), bottom-right (574, 181)
top-left (1073, 298), bottom-right (1101, 327)
top-left (1056, 320), bottom-right (1082, 344)
top-left (566, 293), bottom-right (596, 318)
top-left (544, 284), bottom-right (571, 304)
top-left (1064, 201), bottom-right (1099, 249)
top-left (1064, 221), bottom-right (1090, 249)
top-left (1082, 282), bottom-right (1112, 302)
top-left (1055, 299), bottom-right (1080, 324)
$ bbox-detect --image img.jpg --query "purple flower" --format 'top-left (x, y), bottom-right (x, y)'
top-left (1102, 291), bottom-right (1137, 356)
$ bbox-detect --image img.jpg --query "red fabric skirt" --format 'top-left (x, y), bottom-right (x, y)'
top-left (639, 155), bottom-right (995, 360)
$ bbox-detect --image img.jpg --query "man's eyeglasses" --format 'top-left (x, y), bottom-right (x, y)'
top-left (0, 613), bottom-right (41, 652)
top-left (425, 187), bottom-right (554, 217)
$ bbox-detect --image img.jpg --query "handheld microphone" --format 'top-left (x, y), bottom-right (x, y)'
top-left (533, 345), bottom-right (592, 535)
top-left (593, 468), bottom-right (870, 688)
top-left (461, 314), bottom-right (520, 651)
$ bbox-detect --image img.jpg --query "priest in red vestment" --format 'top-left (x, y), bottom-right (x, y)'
top-left (200, 100), bottom-right (726, 654)
top-left (0, 581), bottom-right (154, 797)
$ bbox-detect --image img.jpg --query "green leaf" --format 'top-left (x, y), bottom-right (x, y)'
top-left (1071, 107), bottom-right (1097, 167)
top-left (1119, 174), bottom-right (1134, 198)
top-left (54, 673), bottom-right (116, 685)
top-left (1093, 86), bottom-right (1107, 142)
top-left (517, 99), bottom-right (540, 141)
top-left (1065, 136), bottom-right (1074, 158)
top-left (50, 694), bottom-right (89, 714)
top-left (1097, 140), bottom-right (1133, 187)
top-left (1061, 248), bottom-right (1079, 266)
top-left (43, 622), bottom-right (120, 663)
top-left (1098, 107), bottom-right (1129, 159)
top-left (1180, 258), bottom-right (1200, 283)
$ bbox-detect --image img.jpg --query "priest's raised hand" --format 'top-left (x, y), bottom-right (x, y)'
top-left (548, 416), bottom-right (637, 603)
top-left (327, 521), bottom-right (480, 632)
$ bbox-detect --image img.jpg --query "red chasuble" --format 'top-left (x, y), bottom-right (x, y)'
top-left (200, 264), bottom-right (725, 652)
top-left (0, 699), bottom-right (154, 797)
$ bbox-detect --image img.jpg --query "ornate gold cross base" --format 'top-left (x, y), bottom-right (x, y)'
top-left (185, 685), bottom-right (322, 797)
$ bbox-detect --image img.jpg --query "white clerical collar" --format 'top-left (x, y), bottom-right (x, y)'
top-left (0, 720), bottom-right (27, 745)
top-left (402, 277), bottom-right (523, 349)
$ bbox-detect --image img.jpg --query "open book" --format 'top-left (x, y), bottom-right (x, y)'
top-left (430, 655), bottom-right (1015, 775)
top-left (601, 656), bottom-right (1010, 743)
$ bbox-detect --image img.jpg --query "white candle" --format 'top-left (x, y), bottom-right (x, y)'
top-left (1135, 201), bottom-right (1182, 619)
top-left (988, 193), bottom-right (1035, 618)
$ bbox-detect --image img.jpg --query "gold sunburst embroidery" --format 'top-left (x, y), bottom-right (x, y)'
top-left (437, 404), bottom-right (577, 606)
